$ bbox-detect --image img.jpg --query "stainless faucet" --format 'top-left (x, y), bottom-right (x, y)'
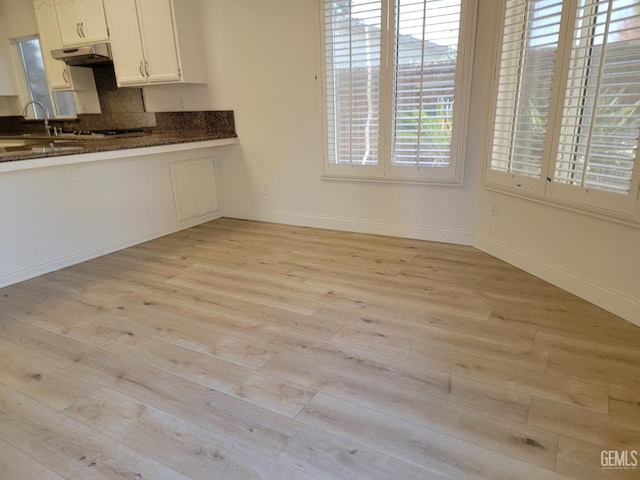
top-left (22, 100), bottom-right (51, 136)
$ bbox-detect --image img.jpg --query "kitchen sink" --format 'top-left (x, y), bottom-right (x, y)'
top-left (29, 145), bottom-right (84, 153)
top-left (0, 141), bottom-right (84, 155)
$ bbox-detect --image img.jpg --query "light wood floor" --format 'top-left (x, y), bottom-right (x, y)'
top-left (1, 218), bottom-right (639, 479)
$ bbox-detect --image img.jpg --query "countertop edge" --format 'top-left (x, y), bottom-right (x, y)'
top-left (0, 137), bottom-right (238, 173)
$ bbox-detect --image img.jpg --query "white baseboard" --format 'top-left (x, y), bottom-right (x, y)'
top-left (0, 212), bottom-right (222, 288)
top-left (222, 206), bottom-right (474, 245)
top-left (474, 233), bottom-right (640, 327)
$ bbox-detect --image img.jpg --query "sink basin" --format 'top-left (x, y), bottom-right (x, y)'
top-left (29, 145), bottom-right (84, 154)
top-left (0, 142), bottom-right (84, 155)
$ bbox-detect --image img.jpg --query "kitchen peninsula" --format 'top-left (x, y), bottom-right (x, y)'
top-left (0, 110), bottom-right (238, 288)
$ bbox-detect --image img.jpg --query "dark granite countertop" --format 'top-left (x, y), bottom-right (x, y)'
top-left (0, 131), bottom-right (238, 164)
top-left (0, 110), bottom-right (238, 165)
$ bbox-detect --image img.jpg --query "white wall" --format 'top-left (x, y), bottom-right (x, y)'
top-left (150, 0), bottom-right (491, 245)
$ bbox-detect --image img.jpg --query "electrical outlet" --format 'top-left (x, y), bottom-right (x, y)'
top-left (262, 183), bottom-right (270, 195)
top-left (490, 200), bottom-right (499, 217)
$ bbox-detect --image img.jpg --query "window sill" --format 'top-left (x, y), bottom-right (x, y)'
top-left (483, 181), bottom-right (640, 229)
top-left (321, 172), bottom-right (465, 187)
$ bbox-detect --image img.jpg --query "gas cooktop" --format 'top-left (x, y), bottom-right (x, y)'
top-left (63, 130), bottom-right (147, 139)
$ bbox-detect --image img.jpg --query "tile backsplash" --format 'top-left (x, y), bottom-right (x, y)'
top-left (0, 63), bottom-right (236, 137)
top-left (92, 64), bottom-right (146, 114)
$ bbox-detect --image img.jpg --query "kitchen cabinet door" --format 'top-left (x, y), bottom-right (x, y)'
top-left (33, 0), bottom-right (101, 114)
top-left (77, 0), bottom-right (109, 43)
top-left (34, 0), bottom-right (72, 90)
top-left (102, 0), bottom-right (146, 86)
top-left (104, 0), bottom-right (205, 87)
top-left (137, 0), bottom-right (180, 84)
top-left (54, 0), bottom-right (108, 46)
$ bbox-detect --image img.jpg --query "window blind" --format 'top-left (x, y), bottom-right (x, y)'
top-left (391, 0), bottom-right (461, 167)
top-left (554, 0), bottom-right (640, 195)
top-left (490, 0), bottom-right (563, 178)
top-left (322, 0), bottom-right (475, 183)
top-left (324, 0), bottom-right (382, 166)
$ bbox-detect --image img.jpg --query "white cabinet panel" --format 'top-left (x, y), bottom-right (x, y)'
top-left (170, 156), bottom-right (219, 221)
top-left (101, 0), bottom-right (146, 86)
top-left (103, 0), bottom-right (205, 87)
top-left (137, 0), bottom-right (180, 83)
top-left (54, 0), bottom-right (108, 47)
top-left (33, 0), bottom-right (100, 114)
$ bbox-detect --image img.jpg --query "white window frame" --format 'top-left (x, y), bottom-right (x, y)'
top-left (486, 0), bottom-right (640, 220)
top-left (317, 0), bottom-right (477, 185)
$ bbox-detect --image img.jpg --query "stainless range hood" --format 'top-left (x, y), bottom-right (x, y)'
top-left (51, 43), bottom-right (112, 67)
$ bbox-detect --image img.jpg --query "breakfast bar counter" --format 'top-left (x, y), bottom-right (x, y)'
top-left (0, 121), bottom-right (238, 288)
top-left (0, 132), bottom-right (238, 172)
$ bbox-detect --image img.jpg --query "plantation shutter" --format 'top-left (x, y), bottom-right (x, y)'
top-left (554, 0), bottom-right (640, 198)
top-left (391, 0), bottom-right (461, 168)
top-left (490, 0), bottom-right (563, 182)
top-left (324, 1), bottom-right (382, 166)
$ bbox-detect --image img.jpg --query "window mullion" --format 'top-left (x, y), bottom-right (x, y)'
top-left (348, 1), bottom-right (354, 166)
top-left (379, 0), bottom-right (394, 177)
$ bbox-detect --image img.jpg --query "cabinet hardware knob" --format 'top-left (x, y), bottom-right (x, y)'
top-left (139, 61), bottom-right (145, 77)
top-left (62, 69), bottom-right (69, 84)
top-left (76, 22), bottom-right (82, 38)
top-left (144, 61), bottom-right (150, 77)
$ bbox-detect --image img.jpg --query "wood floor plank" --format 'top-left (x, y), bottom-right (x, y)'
top-left (65, 387), bottom-right (315, 480)
top-left (1, 286), bottom-right (122, 348)
top-left (555, 436), bottom-right (640, 480)
top-left (260, 343), bottom-right (553, 468)
top-left (261, 341), bottom-right (533, 423)
top-left (528, 397), bottom-right (640, 448)
top-left (98, 328), bottom-right (315, 417)
top-left (0, 343), bottom-right (98, 411)
top-left (1, 218), bottom-right (638, 479)
top-left (450, 355), bottom-right (608, 414)
top-left (297, 393), bottom-right (572, 480)
top-left (0, 439), bottom-right (65, 480)
top-left (278, 425), bottom-right (441, 480)
top-left (167, 263), bottom-right (329, 315)
top-left (332, 323), bottom-right (538, 365)
top-left (63, 344), bottom-right (303, 457)
top-left (69, 443), bottom-right (192, 480)
top-left (97, 308), bottom-right (280, 370)
top-left (315, 301), bottom-right (537, 347)
top-left (488, 300), bottom-right (640, 350)
top-left (534, 332), bottom-right (640, 390)
top-left (0, 316), bottom-right (85, 369)
top-left (0, 383), bottom-right (116, 479)
top-left (534, 331), bottom-right (640, 367)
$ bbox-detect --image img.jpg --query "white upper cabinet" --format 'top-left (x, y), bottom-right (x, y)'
top-left (103, 0), bottom-right (206, 87)
top-left (54, 0), bottom-right (109, 47)
top-left (33, 0), bottom-right (97, 91)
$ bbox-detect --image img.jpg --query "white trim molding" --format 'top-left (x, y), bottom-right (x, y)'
top-left (222, 205), bottom-right (474, 246)
top-left (0, 212), bottom-right (221, 288)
